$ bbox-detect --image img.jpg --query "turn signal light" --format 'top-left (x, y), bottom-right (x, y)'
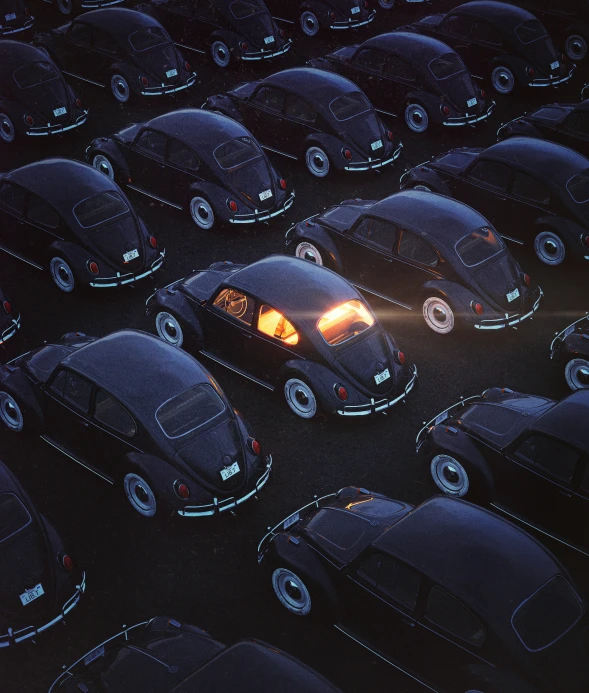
top-left (140, 76), bottom-right (149, 86)
top-left (440, 105), bottom-right (451, 116)
top-left (149, 235), bottom-right (157, 249)
top-left (279, 178), bottom-right (287, 190)
top-left (24, 115), bottom-right (34, 126)
top-left (334, 384), bottom-right (348, 401)
top-left (343, 149), bottom-right (352, 160)
top-left (62, 554), bottom-right (74, 572)
top-left (87, 261), bottom-right (99, 275)
top-left (2, 301), bottom-right (11, 314)
top-left (471, 301), bottom-right (484, 316)
top-left (228, 199), bottom-right (238, 212)
top-left (248, 437), bottom-right (261, 455)
top-left (523, 273), bottom-right (531, 286)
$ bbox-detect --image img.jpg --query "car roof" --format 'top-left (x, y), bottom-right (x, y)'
top-left (451, 0), bottom-right (533, 27)
top-left (533, 390), bottom-right (589, 450)
top-left (0, 40), bottom-right (47, 73)
top-left (263, 67), bottom-right (362, 105)
top-left (73, 7), bottom-right (160, 35)
top-left (363, 32), bottom-right (455, 64)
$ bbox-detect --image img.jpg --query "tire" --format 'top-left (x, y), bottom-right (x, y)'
top-left (565, 34), bottom-right (587, 61)
top-left (423, 296), bottom-right (455, 335)
top-left (295, 241), bottom-right (324, 266)
top-left (155, 311), bottom-right (184, 348)
top-left (430, 454), bottom-right (469, 497)
top-left (491, 66), bottom-right (515, 95)
top-left (534, 229), bottom-right (566, 266)
top-left (305, 146), bottom-right (330, 178)
top-left (272, 568), bottom-right (312, 616)
top-left (123, 472), bottom-right (157, 517)
top-left (189, 196), bottom-right (215, 230)
top-left (404, 103), bottom-right (429, 133)
top-left (211, 40), bottom-right (231, 68)
top-left (378, 0), bottom-right (395, 8)
top-left (92, 154), bottom-right (116, 180)
top-left (111, 74), bottom-right (131, 103)
top-left (57, 0), bottom-right (73, 14)
top-left (49, 256), bottom-right (76, 293)
top-left (412, 183), bottom-right (433, 192)
top-left (283, 377), bottom-right (318, 419)
top-left (565, 358), bottom-right (589, 390)
top-left (0, 113), bottom-right (16, 144)
top-left (0, 392), bottom-right (24, 432)
top-left (300, 10), bottom-right (320, 37)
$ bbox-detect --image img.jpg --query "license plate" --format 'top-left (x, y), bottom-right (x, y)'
top-left (166, 69), bottom-right (178, 78)
top-left (550, 61), bottom-right (559, 70)
top-left (563, 324), bottom-right (576, 339)
top-left (371, 139), bottom-right (383, 151)
top-left (467, 97), bottom-right (477, 108)
top-left (220, 461), bottom-right (240, 481)
top-left (84, 644), bottom-right (105, 666)
top-left (259, 189), bottom-right (273, 201)
top-left (506, 288), bottom-right (520, 303)
top-left (351, 5), bottom-right (360, 13)
top-left (374, 368), bottom-right (390, 385)
top-left (53, 107), bottom-right (67, 117)
top-left (434, 411), bottom-right (449, 426)
top-left (283, 512), bottom-right (300, 530)
top-left (5, 12), bottom-right (16, 19)
top-left (123, 249), bottom-right (139, 262)
top-left (264, 35), bottom-right (275, 44)
top-left (20, 584), bottom-right (44, 606)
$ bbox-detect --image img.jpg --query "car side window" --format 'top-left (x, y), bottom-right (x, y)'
top-left (26, 194), bottom-right (59, 229)
top-left (515, 434), bottom-right (579, 483)
top-left (356, 553), bottom-right (421, 611)
top-left (398, 230), bottom-right (439, 268)
top-left (440, 15), bottom-right (473, 40)
top-left (257, 304), bottom-right (299, 345)
top-left (94, 389), bottom-right (136, 437)
top-left (252, 86), bottom-right (285, 113)
top-left (472, 20), bottom-right (502, 46)
top-left (563, 112), bottom-right (589, 136)
top-left (135, 129), bottom-right (167, 158)
top-left (0, 183), bottom-right (26, 215)
top-left (384, 56), bottom-right (417, 82)
top-left (54, 371), bottom-right (93, 413)
top-left (167, 139), bottom-right (200, 170)
top-left (511, 172), bottom-right (551, 204)
top-left (353, 48), bottom-right (385, 72)
top-left (69, 22), bottom-right (93, 47)
top-left (353, 217), bottom-right (396, 251)
top-left (213, 288), bottom-right (255, 326)
top-left (285, 94), bottom-right (317, 124)
top-left (468, 160), bottom-right (511, 191)
top-left (93, 28), bottom-right (118, 54)
top-left (425, 586), bottom-right (485, 646)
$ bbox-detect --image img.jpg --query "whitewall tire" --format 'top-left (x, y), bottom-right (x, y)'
top-left (189, 197), bottom-right (215, 230)
top-left (491, 66), bottom-right (515, 94)
top-left (0, 113), bottom-right (16, 143)
top-left (272, 568), bottom-right (312, 615)
top-left (300, 11), bottom-right (319, 37)
top-left (305, 146), bottom-right (330, 178)
top-left (423, 296), bottom-right (455, 334)
top-left (92, 154), bottom-right (115, 180)
top-left (534, 230), bottom-right (566, 266)
top-left (49, 257), bottom-right (76, 293)
top-left (211, 40), bottom-right (231, 68)
top-left (295, 241), bottom-right (324, 266)
top-left (565, 359), bottom-right (589, 390)
top-left (155, 312), bottom-right (184, 348)
top-left (405, 103), bottom-right (429, 133)
top-left (111, 74), bottom-right (131, 103)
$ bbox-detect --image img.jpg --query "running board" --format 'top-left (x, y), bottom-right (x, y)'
top-left (500, 234), bottom-right (524, 246)
top-left (40, 435), bottom-right (114, 485)
top-left (174, 43), bottom-right (205, 54)
top-left (199, 351), bottom-right (274, 391)
top-left (126, 186), bottom-right (183, 210)
top-left (61, 71), bottom-right (105, 87)
top-left (352, 283), bottom-right (412, 310)
top-left (260, 144), bottom-right (298, 160)
top-left (0, 245), bottom-right (43, 270)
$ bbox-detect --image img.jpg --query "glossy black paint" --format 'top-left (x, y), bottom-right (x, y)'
top-left (0, 285), bottom-right (20, 345)
top-left (550, 314), bottom-right (589, 391)
top-left (264, 0), bottom-right (375, 36)
top-left (40, 0), bottom-right (125, 20)
top-left (0, 0), bottom-right (34, 36)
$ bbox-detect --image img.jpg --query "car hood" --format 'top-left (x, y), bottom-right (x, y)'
top-left (81, 215), bottom-right (145, 271)
top-left (527, 103), bottom-right (573, 126)
top-left (430, 147), bottom-right (482, 174)
top-left (133, 42), bottom-right (182, 85)
top-left (468, 252), bottom-right (526, 312)
top-left (21, 78), bottom-right (75, 125)
top-left (334, 329), bottom-right (396, 397)
top-left (226, 157), bottom-right (277, 211)
top-left (315, 199), bottom-right (374, 232)
top-left (337, 112), bottom-right (385, 159)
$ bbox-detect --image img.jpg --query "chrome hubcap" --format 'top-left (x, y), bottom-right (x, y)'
top-left (50, 258), bottom-right (74, 292)
top-left (272, 568), bottom-right (311, 615)
top-left (93, 155), bottom-right (114, 179)
top-left (306, 147), bottom-right (329, 177)
top-left (301, 12), bottom-right (318, 35)
top-left (156, 312), bottom-right (183, 347)
top-left (0, 115), bottom-right (14, 142)
top-left (535, 231), bottom-right (565, 265)
top-left (296, 242), bottom-right (323, 266)
top-left (284, 379), bottom-right (317, 418)
top-left (566, 359), bottom-right (589, 390)
top-left (0, 393), bottom-right (22, 431)
top-left (431, 455), bottom-right (469, 496)
top-left (125, 473), bottom-right (156, 517)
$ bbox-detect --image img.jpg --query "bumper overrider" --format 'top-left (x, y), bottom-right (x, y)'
top-left (415, 393), bottom-right (485, 452)
top-left (242, 40), bottom-right (292, 61)
top-left (229, 191), bottom-right (295, 224)
top-left (0, 572), bottom-right (86, 649)
top-left (529, 67), bottom-right (575, 87)
top-left (443, 102), bottom-right (495, 127)
top-left (0, 315), bottom-right (21, 344)
top-left (329, 11), bottom-right (375, 29)
top-left (474, 287), bottom-right (543, 330)
top-left (177, 455), bottom-right (272, 517)
top-left (26, 112), bottom-right (88, 136)
top-left (550, 313), bottom-right (589, 359)
top-left (140, 73), bottom-right (197, 96)
top-left (337, 364), bottom-right (417, 416)
top-left (344, 143), bottom-right (402, 172)
top-left (89, 250), bottom-right (165, 288)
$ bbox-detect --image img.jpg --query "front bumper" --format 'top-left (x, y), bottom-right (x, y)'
top-left (25, 112), bottom-right (88, 136)
top-left (550, 313), bottom-right (589, 359)
top-left (529, 67), bottom-right (575, 87)
top-left (474, 287), bottom-right (543, 330)
top-left (88, 250), bottom-right (165, 288)
top-left (177, 455), bottom-right (272, 517)
top-left (337, 364), bottom-right (417, 416)
top-left (81, 0), bottom-right (123, 6)
top-left (0, 315), bottom-right (21, 345)
top-left (443, 102), bottom-right (495, 127)
top-left (0, 572), bottom-right (86, 649)
top-left (228, 192), bottom-right (295, 224)
top-left (344, 143), bottom-right (402, 172)
top-left (0, 18), bottom-right (34, 35)
top-left (329, 11), bottom-right (375, 30)
top-left (415, 393), bottom-right (486, 452)
top-left (140, 73), bottom-right (197, 96)
top-left (242, 40), bottom-right (292, 61)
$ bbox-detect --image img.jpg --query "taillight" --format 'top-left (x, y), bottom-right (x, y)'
top-left (241, 42), bottom-right (248, 51)
top-left (343, 149), bottom-right (352, 160)
top-left (2, 301), bottom-right (11, 315)
top-left (526, 67), bottom-right (535, 78)
top-left (364, 0), bottom-right (368, 7)
top-left (140, 76), bottom-right (149, 86)
top-left (386, 130), bottom-right (394, 141)
top-left (174, 480), bottom-right (190, 499)
top-left (227, 199), bottom-right (238, 212)
top-left (87, 261), bottom-right (99, 275)
top-left (330, 11), bottom-right (336, 19)
top-left (184, 61), bottom-right (191, 71)
top-left (25, 6), bottom-right (30, 14)
top-left (395, 350), bottom-right (405, 365)
top-left (471, 301), bottom-right (484, 317)
top-left (583, 235), bottom-right (589, 248)
top-left (480, 89), bottom-right (487, 99)
top-left (279, 178), bottom-right (287, 190)
top-left (440, 105), bottom-right (451, 117)
top-left (76, 98), bottom-right (83, 108)
top-left (279, 28), bottom-right (285, 38)
top-left (149, 235), bottom-right (157, 249)
top-left (523, 273), bottom-right (531, 286)
top-left (334, 384), bottom-right (348, 401)
top-left (60, 554), bottom-right (74, 572)
top-left (24, 115), bottom-right (34, 126)
top-left (248, 437), bottom-right (261, 455)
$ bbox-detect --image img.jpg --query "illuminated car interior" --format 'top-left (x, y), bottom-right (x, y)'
top-left (258, 304), bottom-right (299, 345)
top-left (317, 300), bottom-right (374, 346)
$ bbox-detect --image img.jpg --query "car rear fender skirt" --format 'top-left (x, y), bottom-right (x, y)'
top-left (420, 279), bottom-right (479, 321)
top-left (291, 225), bottom-right (342, 271)
top-left (88, 140), bottom-right (129, 183)
top-left (404, 90), bottom-right (442, 124)
top-left (534, 217), bottom-right (583, 256)
top-left (279, 360), bottom-right (343, 416)
top-left (203, 95), bottom-right (243, 123)
top-left (0, 367), bottom-right (44, 434)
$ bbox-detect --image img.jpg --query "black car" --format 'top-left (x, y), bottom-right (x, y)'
top-left (147, 256), bottom-right (417, 419)
top-left (417, 388), bottom-right (589, 557)
top-left (0, 41), bottom-right (87, 144)
top-left (204, 67), bottom-right (402, 178)
top-left (309, 32), bottom-right (494, 132)
top-left (135, 0), bottom-right (291, 68)
top-left (0, 286), bottom-right (20, 346)
top-left (0, 158), bottom-right (165, 292)
top-left (42, 0), bottom-right (125, 18)
top-left (0, 458), bottom-right (85, 649)
top-left (404, 1), bottom-right (574, 94)
top-left (400, 137), bottom-right (589, 267)
top-left (33, 8), bottom-right (197, 103)
top-left (264, 0), bottom-right (374, 37)
top-left (0, 0), bottom-right (33, 37)
top-left (550, 312), bottom-right (589, 390)
top-left (497, 98), bottom-right (589, 158)
top-left (287, 190), bottom-right (542, 334)
top-left (258, 487), bottom-right (589, 693)
top-left (86, 108), bottom-right (294, 230)
top-left (49, 617), bottom-right (342, 692)
top-left (0, 330), bottom-right (272, 518)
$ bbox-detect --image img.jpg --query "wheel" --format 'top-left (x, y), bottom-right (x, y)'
top-left (111, 74), bottom-right (131, 103)
top-left (211, 40), bottom-right (231, 68)
top-left (491, 66), bottom-right (515, 94)
top-left (305, 146), bottom-right (330, 178)
top-left (57, 0), bottom-right (73, 14)
top-left (423, 296), bottom-right (455, 335)
top-left (378, 0), bottom-right (395, 8)
top-left (412, 184), bottom-right (433, 192)
top-left (272, 568), bottom-right (312, 615)
top-left (295, 241), bottom-right (324, 266)
top-left (565, 34), bottom-right (587, 61)
top-left (49, 256), bottom-right (76, 293)
top-left (431, 454), bottom-right (469, 497)
top-left (0, 392), bottom-right (23, 432)
top-left (123, 472), bottom-right (157, 517)
top-left (189, 196), bottom-right (215, 230)
top-left (534, 230), bottom-right (566, 266)
top-left (92, 154), bottom-right (115, 180)
top-left (565, 359), bottom-right (589, 390)
top-left (284, 378), bottom-right (318, 419)
top-left (155, 311), bottom-right (184, 348)
top-left (404, 103), bottom-right (429, 133)
top-left (300, 10), bottom-right (319, 37)
top-left (0, 113), bottom-right (16, 143)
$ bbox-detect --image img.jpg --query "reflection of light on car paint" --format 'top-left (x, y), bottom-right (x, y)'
top-left (345, 498), bottom-right (373, 510)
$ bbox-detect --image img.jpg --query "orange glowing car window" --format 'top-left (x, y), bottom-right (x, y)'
top-left (317, 300), bottom-right (374, 346)
top-left (258, 305), bottom-right (299, 345)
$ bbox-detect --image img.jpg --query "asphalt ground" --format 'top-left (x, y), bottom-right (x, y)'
top-left (1, 3), bottom-right (588, 692)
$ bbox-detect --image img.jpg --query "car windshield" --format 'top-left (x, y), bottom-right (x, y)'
top-left (515, 19), bottom-right (547, 44)
top-left (128, 26), bottom-right (169, 52)
top-left (566, 172), bottom-right (589, 203)
top-left (214, 137), bottom-right (260, 169)
top-left (13, 61), bottom-right (59, 89)
top-left (156, 384), bottom-right (226, 439)
top-left (230, 0), bottom-right (263, 19)
top-left (429, 53), bottom-right (465, 80)
top-left (73, 191), bottom-right (129, 228)
top-left (329, 92), bottom-right (370, 122)
top-left (317, 299), bottom-right (375, 346)
top-left (0, 493), bottom-right (31, 543)
top-left (455, 227), bottom-right (503, 267)
top-left (512, 575), bottom-right (584, 651)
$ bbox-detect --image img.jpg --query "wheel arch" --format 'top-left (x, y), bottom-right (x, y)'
top-left (291, 228), bottom-right (343, 271)
top-left (0, 367), bottom-right (44, 433)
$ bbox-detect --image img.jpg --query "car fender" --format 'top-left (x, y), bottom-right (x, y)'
top-left (301, 132), bottom-right (348, 169)
top-left (209, 29), bottom-right (240, 54)
top-left (278, 359), bottom-right (342, 414)
top-left (560, 21), bottom-right (588, 45)
top-left (420, 279), bottom-right (480, 316)
top-left (203, 94), bottom-right (243, 122)
top-left (184, 181), bottom-right (227, 216)
top-left (86, 138), bottom-right (130, 182)
top-left (120, 452), bottom-right (180, 509)
top-left (0, 367), bottom-right (44, 433)
top-left (533, 216), bottom-right (585, 254)
top-left (489, 54), bottom-right (528, 85)
top-left (404, 90), bottom-right (443, 122)
top-left (110, 61), bottom-right (139, 93)
top-left (306, 57), bottom-right (336, 73)
top-left (561, 332), bottom-right (589, 361)
top-left (149, 289), bottom-right (204, 349)
top-left (400, 165), bottom-right (452, 196)
top-left (0, 98), bottom-right (24, 134)
top-left (290, 223), bottom-right (343, 271)
top-left (497, 118), bottom-right (542, 141)
top-left (46, 240), bottom-right (93, 286)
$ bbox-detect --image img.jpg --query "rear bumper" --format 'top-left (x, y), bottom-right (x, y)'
top-left (473, 288), bottom-right (543, 330)
top-left (442, 102), bottom-right (495, 127)
top-left (228, 192), bottom-right (295, 224)
top-left (329, 11), bottom-right (375, 29)
top-left (0, 315), bottom-right (21, 345)
top-left (0, 19), bottom-right (34, 35)
top-left (528, 68), bottom-right (575, 87)
top-left (140, 74), bottom-right (197, 96)
top-left (242, 40), bottom-right (292, 61)
top-left (344, 143), bottom-right (402, 171)
top-left (25, 112), bottom-right (88, 136)
top-left (336, 364), bottom-right (417, 416)
top-left (88, 250), bottom-right (165, 288)
top-left (81, 0), bottom-right (123, 5)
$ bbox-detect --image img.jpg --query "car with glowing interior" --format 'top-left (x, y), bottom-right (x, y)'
top-left (550, 312), bottom-right (589, 391)
top-left (86, 108), bottom-right (294, 231)
top-left (417, 387), bottom-right (589, 556)
top-left (0, 458), bottom-right (85, 649)
top-left (400, 137), bottom-right (589, 267)
top-left (258, 486), bottom-right (589, 693)
top-left (0, 286), bottom-right (20, 346)
top-left (0, 330), bottom-right (272, 518)
top-left (402, 1), bottom-right (574, 95)
top-left (287, 190), bottom-right (542, 335)
top-left (0, 0), bottom-right (33, 37)
top-left (263, 0), bottom-right (374, 38)
top-left (0, 158), bottom-right (165, 293)
top-left (147, 256), bottom-right (417, 419)
top-left (33, 8), bottom-right (196, 103)
top-left (134, 0), bottom-right (291, 68)
top-left (308, 32), bottom-right (494, 133)
top-left (0, 41), bottom-right (87, 144)
top-left (203, 67), bottom-right (402, 179)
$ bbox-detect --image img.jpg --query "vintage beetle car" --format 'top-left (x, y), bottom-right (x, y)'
top-left (33, 8), bottom-right (197, 103)
top-left (0, 458), bottom-right (85, 649)
top-left (0, 41), bottom-right (87, 144)
top-left (147, 256), bottom-right (417, 419)
top-left (42, 0), bottom-right (125, 18)
top-left (264, 0), bottom-right (374, 37)
top-left (0, 0), bottom-right (33, 36)
top-left (287, 191), bottom-right (542, 334)
top-left (204, 68), bottom-right (402, 178)
top-left (400, 137), bottom-right (589, 267)
top-left (308, 32), bottom-right (494, 133)
top-left (258, 487), bottom-right (589, 693)
top-left (86, 108), bottom-right (294, 231)
top-left (417, 388), bottom-right (589, 555)
top-left (0, 286), bottom-right (20, 346)
top-left (0, 330), bottom-right (272, 518)
top-left (0, 158), bottom-right (164, 293)
top-left (497, 98), bottom-right (589, 158)
top-left (135, 0), bottom-right (292, 68)
top-left (403, 1), bottom-right (574, 94)
top-left (550, 312), bottom-right (589, 390)
top-left (49, 616), bottom-right (342, 692)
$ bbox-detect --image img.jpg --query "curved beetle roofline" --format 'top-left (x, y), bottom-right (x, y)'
top-left (361, 31), bottom-right (464, 67)
top-left (69, 7), bottom-right (163, 36)
top-left (0, 40), bottom-right (51, 74)
top-left (450, 1), bottom-right (535, 30)
top-left (534, 390), bottom-right (589, 451)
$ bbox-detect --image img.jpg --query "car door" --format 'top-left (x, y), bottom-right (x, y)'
top-left (63, 21), bottom-right (96, 81)
top-left (382, 55), bottom-right (420, 116)
top-left (470, 19), bottom-right (505, 72)
top-left (126, 128), bottom-right (170, 200)
top-left (390, 228), bottom-right (444, 308)
top-left (243, 85), bottom-right (286, 152)
top-left (345, 47), bottom-right (386, 107)
top-left (163, 138), bottom-right (202, 207)
top-left (507, 170), bottom-right (554, 243)
top-left (91, 27), bottom-right (121, 79)
top-left (21, 193), bottom-right (63, 267)
top-left (556, 111), bottom-right (589, 158)
top-left (457, 158), bottom-right (513, 234)
top-left (282, 93), bottom-right (320, 156)
top-left (0, 181), bottom-right (29, 262)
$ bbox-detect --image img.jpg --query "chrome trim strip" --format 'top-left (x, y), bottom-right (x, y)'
top-left (550, 313), bottom-right (589, 354)
top-left (415, 393), bottom-right (483, 451)
top-left (0, 245), bottom-right (43, 269)
top-left (260, 144), bottom-right (298, 160)
top-left (126, 185), bottom-right (183, 209)
top-left (474, 288), bottom-right (543, 330)
top-left (40, 436), bottom-right (114, 484)
top-left (174, 43), bottom-right (205, 54)
top-left (337, 365), bottom-right (417, 416)
top-left (351, 283), bottom-right (412, 310)
top-left (199, 351), bottom-right (274, 390)
top-left (61, 72), bottom-right (105, 87)
top-left (499, 234), bottom-right (525, 246)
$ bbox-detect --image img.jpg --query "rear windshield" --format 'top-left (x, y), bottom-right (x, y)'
top-left (329, 93), bottom-right (370, 122)
top-left (73, 191), bottom-right (129, 228)
top-left (214, 137), bottom-right (260, 169)
top-left (13, 61), bottom-right (59, 89)
top-left (515, 19), bottom-right (547, 44)
top-left (512, 575), bottom-right (584, 651)
top-left (429, 53), bottom-right (465, 80)
top-left (567, 172), bottom-right (589, 203)
top-left (455, 227), bottom-right (503, 266)
top-left (129, 26), bottom-right (168, 52)
top-left (317, 299), bottom-right (375, 346)
top-left (156, 384), bottom-right (225, 439)
top-left (230, 0), bottom-right (263, 18)
top-left (0, 493), bottom-right (31, 543)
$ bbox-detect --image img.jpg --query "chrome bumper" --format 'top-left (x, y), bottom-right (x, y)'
top-left (25, 112), bottom-right (88, 136)
top-left (550, 313), bottom-right (589, 358)
top-left (474, 288), bottom-right (543, 330)
top-left (242, 40), bottom-right (292, 61)
top-left (329, 11), bottom-right (375, 29)
top-left (337, 364), bottom-right (417, 417)
top-left (529, 68), bottom-right (575, 87)
top-left (89, 250), bottom-right (165, 288)
top-left (81, 0), bottom-right (123, 5)
top-left (0, 315), bottom-right (21, 344)
top-left (344, 144), bottom-right (402, 172)
top-left (443, 103), bottom-right (495, 127)
top-left (0, 19), bottom-right (34, 34)
top-left (140, 74), bottom-right (196, 96)
top-left (228, 192), bottom-right (295, 224)
top-left (415, 394), bottom-right (486, 452)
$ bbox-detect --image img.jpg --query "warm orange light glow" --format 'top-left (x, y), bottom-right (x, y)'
top-left (345, 498), bottom-right (374, 510)
top-left (258, 306), bottom-right (299, 345)
top-left (317, 300), bottom-right (375, 346)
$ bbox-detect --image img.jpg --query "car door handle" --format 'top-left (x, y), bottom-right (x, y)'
top-left (558, 489), bottom-right (572, 498)
top-left (401, 616), bottom-right (415, 627)
top-left (78, 419), bottom-right (89, 427)
top-left (496, 196), bottom-right (507, 201)
top-left (239, 331), bottom-right (252, 339)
